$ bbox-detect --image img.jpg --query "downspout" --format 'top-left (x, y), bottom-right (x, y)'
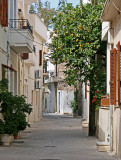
top-left (7, 41), bottom-right (10, 81)
top-left (23, 59), bottom-right (24, 95)
top-left (108, 21), bottom-right (113, 151)
top-left (6, 0), bottom-right (10, 90)
top-left (110, 104), bottom-right (113, 151)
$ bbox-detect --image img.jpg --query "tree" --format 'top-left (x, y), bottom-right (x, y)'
top-left (38, 0), bottom-right (56, 28)
top-left (50, 0), bottom-right (106, 135)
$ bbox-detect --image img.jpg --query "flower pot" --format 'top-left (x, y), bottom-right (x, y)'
top-left (0, 134), bottom-right (14, 146)
top-left (14, 132), bottom-right (21, 139)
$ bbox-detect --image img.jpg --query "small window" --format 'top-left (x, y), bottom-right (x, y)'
top-left (39, 50), bottom-right (42, 66)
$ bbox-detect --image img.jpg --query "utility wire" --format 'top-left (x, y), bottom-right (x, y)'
top-left (0, 11), bottom-right (46, 46)
top-left (111, 1), bottom-right (121, 13)
top-left (8, 21), bottom-right (45, 46)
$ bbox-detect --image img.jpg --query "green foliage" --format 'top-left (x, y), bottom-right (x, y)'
top-left (70, 90), bottom-right (78, 113)
top-left (38, 0), bottom-right (56, 28)
top-left (0, 78), bottom-right (8, 92)
top-left (0, 79), bottom-right (32, 135)
top-left (50, 0), bottom-right (106, 109)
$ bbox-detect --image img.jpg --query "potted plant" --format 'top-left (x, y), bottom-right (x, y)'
top-left (0, 79), bottom-right (32, 145)
top-left (70, 100), bottom-right (78, 118)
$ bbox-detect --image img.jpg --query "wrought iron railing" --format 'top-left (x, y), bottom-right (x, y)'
top-left (10, 19), bottom-right (33, 34)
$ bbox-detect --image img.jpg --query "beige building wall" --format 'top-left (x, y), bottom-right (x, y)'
top-left (101, 1), bottom-right (121, 155)
top-left (18, 0), bottom-right (47, 123)
top-left (0, 26), bottom-right (8, 80)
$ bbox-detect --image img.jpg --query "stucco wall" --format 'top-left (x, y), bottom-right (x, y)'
top-left (57, 89), bottom-right (73, 114)
top-left (98, 108), bottom-right (110, 142)
top-left (47, 83), bottom-right (56, 113)
top-left (0, 51), bottom-right (7, 80)
top-left (0, 26), bottom-right (8, 80)
top-left (23, 32), bottom-right (43, 122)
top-left (113, 107), bottom-right (120, 154)
top-left (17, 2), bottom-right (45, 123)
top-left (82, 82), bottom-right (90, 122)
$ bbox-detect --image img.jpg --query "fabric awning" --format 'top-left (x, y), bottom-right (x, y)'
top-left (2, 64), bottom-right (16, 72)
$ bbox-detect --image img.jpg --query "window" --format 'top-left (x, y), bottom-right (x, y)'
top-left (1, 0), bottom-right (8, 27)
top-left (39, 50), bottom-right (42, 66)
top-left (117, 42), bottom-right (121, 105)
top-left (110, 48), bottom-right (116, 105)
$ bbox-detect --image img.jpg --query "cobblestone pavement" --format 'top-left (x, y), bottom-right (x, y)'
top-left (0, 113), bottom-right (120, 160)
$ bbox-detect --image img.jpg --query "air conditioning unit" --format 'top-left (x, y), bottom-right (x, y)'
top-left (35, 80), bottom-right (41, 89)
top-left (35, 70), bottom-right (42, 79)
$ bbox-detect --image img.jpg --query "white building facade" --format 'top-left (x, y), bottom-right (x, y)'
top-left (0, 0), bottom-right (47, 123)
top-left (99, 0), bottom-right (121, 156)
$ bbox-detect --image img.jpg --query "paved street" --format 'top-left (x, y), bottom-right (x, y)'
top-left (0, 113), bottom-right (120, 160)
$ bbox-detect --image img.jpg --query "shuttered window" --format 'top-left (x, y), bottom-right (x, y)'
top-left (117, 42), bottom-right (121, 105)
top-left (22, 53), bottom-right (29, 60)
top-left (0, 0), bottom-right (4, 22)
top-left (39, 50), bottom-right (42, 66)
top-left (110, 48), bottom-right (116, 105)
top-left (1, 0), bottom-right (8, 27)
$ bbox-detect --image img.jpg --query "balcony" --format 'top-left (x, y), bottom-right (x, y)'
top-left (10, 19), bottom-right (33, 54)
top-left (27, 14), bottom-right (47, 42)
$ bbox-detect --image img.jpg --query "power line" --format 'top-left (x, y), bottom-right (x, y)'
top-left (8, 21), bottom-right (45, 46)
top-left (111, 1), bottom-right (121, 13)
top-left (0, 11), bottom-right (46, 46)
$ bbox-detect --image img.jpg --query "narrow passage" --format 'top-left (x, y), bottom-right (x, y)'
top-left (0, 113), bottom-right (119, 160)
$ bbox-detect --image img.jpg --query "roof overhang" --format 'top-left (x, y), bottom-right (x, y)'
top-left (101, 0), bottom-right (121, 22)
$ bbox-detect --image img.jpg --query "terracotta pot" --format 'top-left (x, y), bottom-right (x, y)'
top-left (14, 132), bottom-right (21, 140)
top-left (0, 134), bottom-right (14, 146)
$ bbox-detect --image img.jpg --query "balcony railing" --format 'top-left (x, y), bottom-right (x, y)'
top-left (10, 19), bottom-right (33, 34)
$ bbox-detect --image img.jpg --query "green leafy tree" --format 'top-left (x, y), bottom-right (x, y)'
top-left (38, 0), bottom-right (56, 28)
top-left (50, 0), bottom-right (106, 135)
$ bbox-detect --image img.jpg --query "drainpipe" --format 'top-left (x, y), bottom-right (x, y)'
top-left (23, 59), bottom-right (24, 95)
top-left (7, 41), bottom-right (10, 80)
top-left (110, 104), bottom-right (113, 151)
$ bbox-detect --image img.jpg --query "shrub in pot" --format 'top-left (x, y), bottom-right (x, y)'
top-left (0, 79), bottom-right (32, 145)
top-left (70, 100), bottom-right (78, 118)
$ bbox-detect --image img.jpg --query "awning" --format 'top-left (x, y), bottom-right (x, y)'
top-left (2, 64), bottom-right (16, 72)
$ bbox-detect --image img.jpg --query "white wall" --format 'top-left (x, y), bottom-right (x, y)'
top-left (98, 108), bottom-right (110, 142)
top-left (57, 90), bottom-right (73, 114)
top-left (82, 82), bottom-right (90, 122)
top-left (106, 43), bottom-right (111, 94)
top-left (47, 83), bottom-right (56, 113)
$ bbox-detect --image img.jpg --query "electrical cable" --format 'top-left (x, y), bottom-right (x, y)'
top-left (111, 1), bottom-right (121, 13)
top-left (8, 21), bottom-right (45, 46)
top-left (0, 2), bottom-right (112, 54)
top-left (0, 11), bottom-right (46, 46)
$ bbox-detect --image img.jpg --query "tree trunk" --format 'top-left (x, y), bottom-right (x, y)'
top-left (80, 0), bottom-right (82, 4)
top-left (89, 97), bottom-right (96, 136)
top-left (78, 81), bottom-right (82, 116)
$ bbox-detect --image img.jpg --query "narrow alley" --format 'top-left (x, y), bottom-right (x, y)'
top-left (0, 113), bottom-right (119, 160)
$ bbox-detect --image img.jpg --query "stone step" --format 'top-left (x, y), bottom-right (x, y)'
top-left (96, 141), bottom-right (110, 152)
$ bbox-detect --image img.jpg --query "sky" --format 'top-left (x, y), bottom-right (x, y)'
top-left (41, 0), bottom-right (80, 9)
